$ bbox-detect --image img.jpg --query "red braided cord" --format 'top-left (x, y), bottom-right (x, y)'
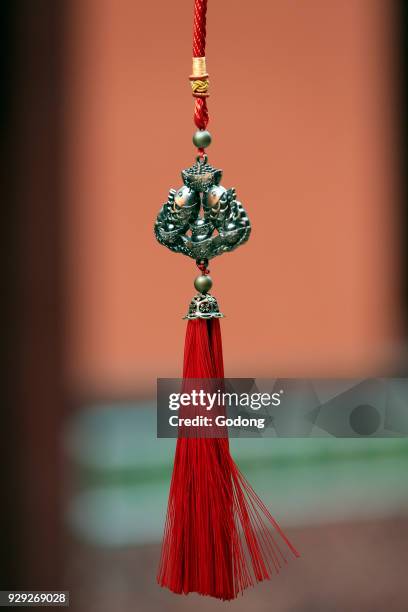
top-left (193, 0), bottom-right (207, 57)
top-left (192, 0), bottom-right (209, 131)
top-left (194, 98), bottom-right (209, 131)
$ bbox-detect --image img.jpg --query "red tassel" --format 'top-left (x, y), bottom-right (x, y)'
top-left (157, 319), bottom-right (299, 600)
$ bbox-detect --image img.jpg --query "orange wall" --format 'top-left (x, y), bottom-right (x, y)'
top-left (64, 0), bottom-right (400, 396)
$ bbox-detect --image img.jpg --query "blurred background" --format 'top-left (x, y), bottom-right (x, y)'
top-left (2, 0), bottom-right (408, 610)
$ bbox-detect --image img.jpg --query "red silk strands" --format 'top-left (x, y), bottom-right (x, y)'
top-left (157, 320), bottom-right (300, 600)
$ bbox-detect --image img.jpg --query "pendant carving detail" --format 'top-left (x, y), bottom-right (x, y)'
top-left (154, 156), bottom-right (251, 260)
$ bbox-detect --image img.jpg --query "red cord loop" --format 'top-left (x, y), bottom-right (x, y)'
top-left (197, 146), bottom-right (206, 160)
top-left (196, 259), bottom-right (210, 275)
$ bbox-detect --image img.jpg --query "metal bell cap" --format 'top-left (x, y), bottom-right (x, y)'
top-left (184, 292), bottom-right (224, 320)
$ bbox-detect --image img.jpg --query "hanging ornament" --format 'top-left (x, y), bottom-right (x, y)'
top-left (154, 0), bottom-right (299, 601)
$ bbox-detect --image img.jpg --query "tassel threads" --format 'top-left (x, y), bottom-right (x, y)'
top-left (157, 318), bottom-right (299, 600)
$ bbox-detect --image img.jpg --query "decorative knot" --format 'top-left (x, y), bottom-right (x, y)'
top-left (191, 78), bottom-right (209, 97)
